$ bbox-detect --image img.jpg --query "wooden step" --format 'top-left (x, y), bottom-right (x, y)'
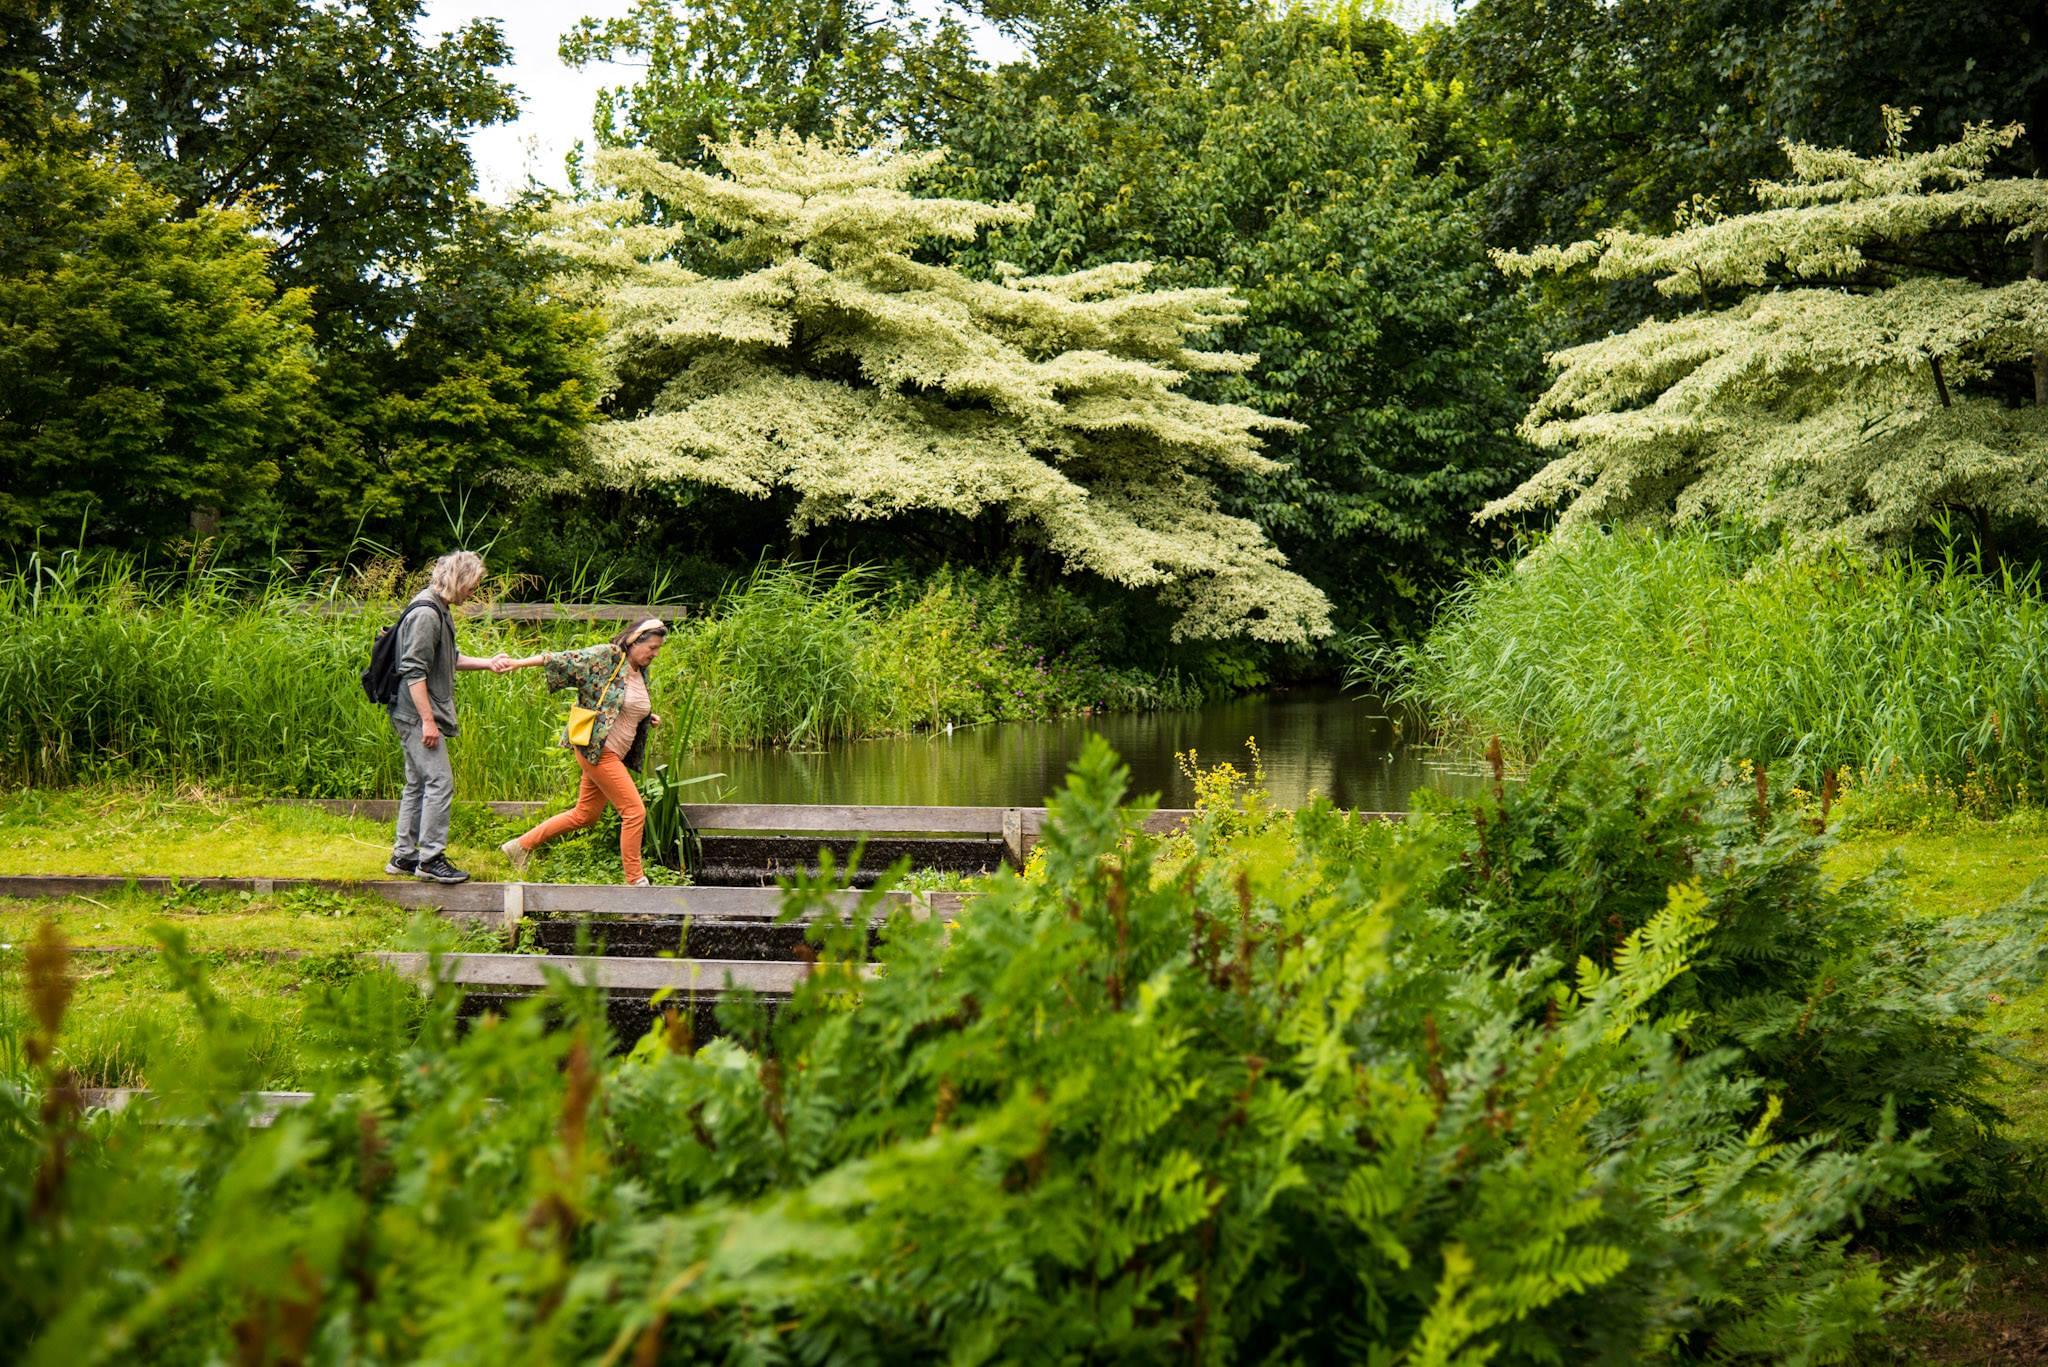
top-left (0, 873), bottom-right (909, 925)
top-left (371, 951), bottom-right (872, 996)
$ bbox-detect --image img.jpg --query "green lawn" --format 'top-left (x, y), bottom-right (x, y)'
top-left (1822, 816), bottom-right (2048, 1364)
top-left (0, 785), bottom-right (628, 884)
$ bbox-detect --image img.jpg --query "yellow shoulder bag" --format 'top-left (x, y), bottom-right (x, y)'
top-left (565, 650), bottom-right (628, 748)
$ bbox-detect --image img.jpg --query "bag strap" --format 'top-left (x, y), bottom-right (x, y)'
top-left (389, 599), bottom-right (437, 635)
top-left (598, 647), bottom-right (629, 697)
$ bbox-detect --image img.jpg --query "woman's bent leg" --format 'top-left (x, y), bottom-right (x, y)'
top-left (518, 761), bottom-right (606, 850)
top-left (587, 753), bottom-right (646, 883)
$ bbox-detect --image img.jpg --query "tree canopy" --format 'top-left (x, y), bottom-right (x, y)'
top-left (1484, 114), bottom-right (2048, 554)
top-left (933, 13), bottom-right (1535, 628)
top-left (0, 144), bottom-right (316, 546)
top-left (553, 135), bottom-right (1333, 642)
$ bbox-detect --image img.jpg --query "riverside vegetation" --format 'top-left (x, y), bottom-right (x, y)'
top-left (1388, 527), bottom-right (2048, 808)
top-left (5, 740), bottom-right (2047, 1361)
top-left (0, 553), bottom-right (1245, 798)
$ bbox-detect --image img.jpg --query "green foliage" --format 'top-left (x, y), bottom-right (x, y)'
top-left (552, 133), bottom-right (1333, 644)
top-left (1420, 746), bottom-right (2048, 1231)
top-left (639, 764), bottom-right (713, 876)
top-left (1485, 116), bottom-right (2048, 554)
top-left (7, 1), bottom-right (604, 563)
top-left (6, 737), bottom-right (2006, 1359)
top-left (35, 0), bottom-right (518, 342)
top-left (0, 145), bottom-right (317, 547)
top-left (562, 0), bottom-right (979, 163)
top-left (1393, 526), bottom-right (2048, 801)
top-left (283, 208), bottom-right (603, 557)
top-left (1446, 0), bottom-right (2048, 253)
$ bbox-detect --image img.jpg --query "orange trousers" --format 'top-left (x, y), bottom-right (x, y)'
top-left (517, 751), bottom-right (646, 883)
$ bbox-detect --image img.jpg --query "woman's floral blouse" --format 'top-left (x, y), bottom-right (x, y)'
top-left (543, 643), bottom-right (634, 764)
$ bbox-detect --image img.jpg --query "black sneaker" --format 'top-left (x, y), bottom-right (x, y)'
top-left (385, 853), bottom-right (418, 876)
top-left (413, 854), bottom-right (471, 885)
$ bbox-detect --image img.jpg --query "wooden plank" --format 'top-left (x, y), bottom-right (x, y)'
top-left (81, 1089), bottom-right (317, 1127)
top-left (0, 872), bottom-right (501, 912)
top-left (681, 804), bottom-right (1018, 834)
top-left (314, 602), bottom-right (685, 623)
top-left (372, 952), bottom-right (872, 994)
top-left (273, 799), bottom-right (1234, 837)
top-left (0, 872), bottom-right (911, 922)
top-left (680, 804), bottom-right (1198, 834)
top-left (519, 884), bottom-right (906, 918)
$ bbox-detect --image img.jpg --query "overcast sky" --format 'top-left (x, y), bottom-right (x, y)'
top-left (419, 1), bottom-right (1453, 200)
top-left (417, 0), bottom-right (1026, 198)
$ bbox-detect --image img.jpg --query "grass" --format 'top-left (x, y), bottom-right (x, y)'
top-left (0, 786), bottom-right (681, 885)
top-left (1389, 528), bottom-right (2048, 803)
top-left (1812, 809), bottom-right (2048, 1364)
top-left (0, 553), bottom-right (1217, 797)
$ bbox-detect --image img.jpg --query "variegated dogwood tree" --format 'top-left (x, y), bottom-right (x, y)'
top-left (1484, 112), bottom-right (2048, 555)
top-left (550, 134), bottom-right (1332, 644)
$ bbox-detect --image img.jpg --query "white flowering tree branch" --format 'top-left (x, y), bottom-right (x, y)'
top-left (549, 133), bottom-right (1332, 644)
top-left (1484, 112), bottom-right (2048, 555)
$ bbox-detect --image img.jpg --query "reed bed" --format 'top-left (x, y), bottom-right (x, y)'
top-left (0, 555), bottom-right (1186, 797)
top-left (1395, 528), bottom-right (2048, 801)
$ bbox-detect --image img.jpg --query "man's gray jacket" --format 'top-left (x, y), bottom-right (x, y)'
top-left (389, 590), bottom-right (460, 736)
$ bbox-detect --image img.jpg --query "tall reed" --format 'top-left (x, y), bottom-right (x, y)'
top-left (1396, 528), bottom-right (2048, 800)
top-left (0, 554), bottom-right (1195, 796)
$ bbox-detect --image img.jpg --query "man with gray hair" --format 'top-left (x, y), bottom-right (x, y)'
top-left (387, 551), bottom-right (508, 884)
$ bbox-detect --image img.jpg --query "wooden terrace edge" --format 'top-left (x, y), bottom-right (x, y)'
top-left (372, 951), bottom-right (872, 994)
top-left (0, 874), bottom-right (910, 922)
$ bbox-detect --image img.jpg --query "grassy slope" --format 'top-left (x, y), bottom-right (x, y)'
top-left (1824, 818), bottom-right (2048, 1144)
top-left (0, 884), bottom-right (487, 1090)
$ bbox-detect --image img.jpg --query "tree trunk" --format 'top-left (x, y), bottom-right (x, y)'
top-left (2035, 231), bottom-right (2048, 406)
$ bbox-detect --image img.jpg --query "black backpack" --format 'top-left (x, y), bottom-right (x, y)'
top-left (360, 601), bottom-right (439, 706)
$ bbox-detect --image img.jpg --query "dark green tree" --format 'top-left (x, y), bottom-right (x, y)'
top-left (286, 206), bottom-right (601, 557)
top-left (938, 15), bottom-right (1536, 630)
top-left (561, 0), bottom-right (983, 164)
top-left (37, 0), bottom-right (517, 340)
top-left (1447, 0), bottom-right (2048, 249)
top-left (0, 144), bottom-right (317, 546)
top-left (10, 0), bottom-right (600, 558)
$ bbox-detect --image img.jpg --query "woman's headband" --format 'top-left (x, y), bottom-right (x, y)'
top-left (625, 617), bottom-right (667, 645)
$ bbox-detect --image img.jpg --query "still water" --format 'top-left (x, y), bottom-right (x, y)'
top-left (683, 689), bottom-right (1492, 812)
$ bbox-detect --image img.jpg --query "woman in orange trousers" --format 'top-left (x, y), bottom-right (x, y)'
top-left (494, 618), bottom-right (667, 885)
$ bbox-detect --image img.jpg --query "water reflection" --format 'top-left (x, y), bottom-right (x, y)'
top-left (684, 689), bottom-right (1491, 811)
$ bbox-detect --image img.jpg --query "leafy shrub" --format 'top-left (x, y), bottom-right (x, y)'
top-left (1417, 747), bottom-right (2048, 1234)
top-left (4, 740), bottom-right (2013, 1360)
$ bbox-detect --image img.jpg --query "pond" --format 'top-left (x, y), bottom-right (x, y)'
top-left (683, 688), bottom-right (1492, 812)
